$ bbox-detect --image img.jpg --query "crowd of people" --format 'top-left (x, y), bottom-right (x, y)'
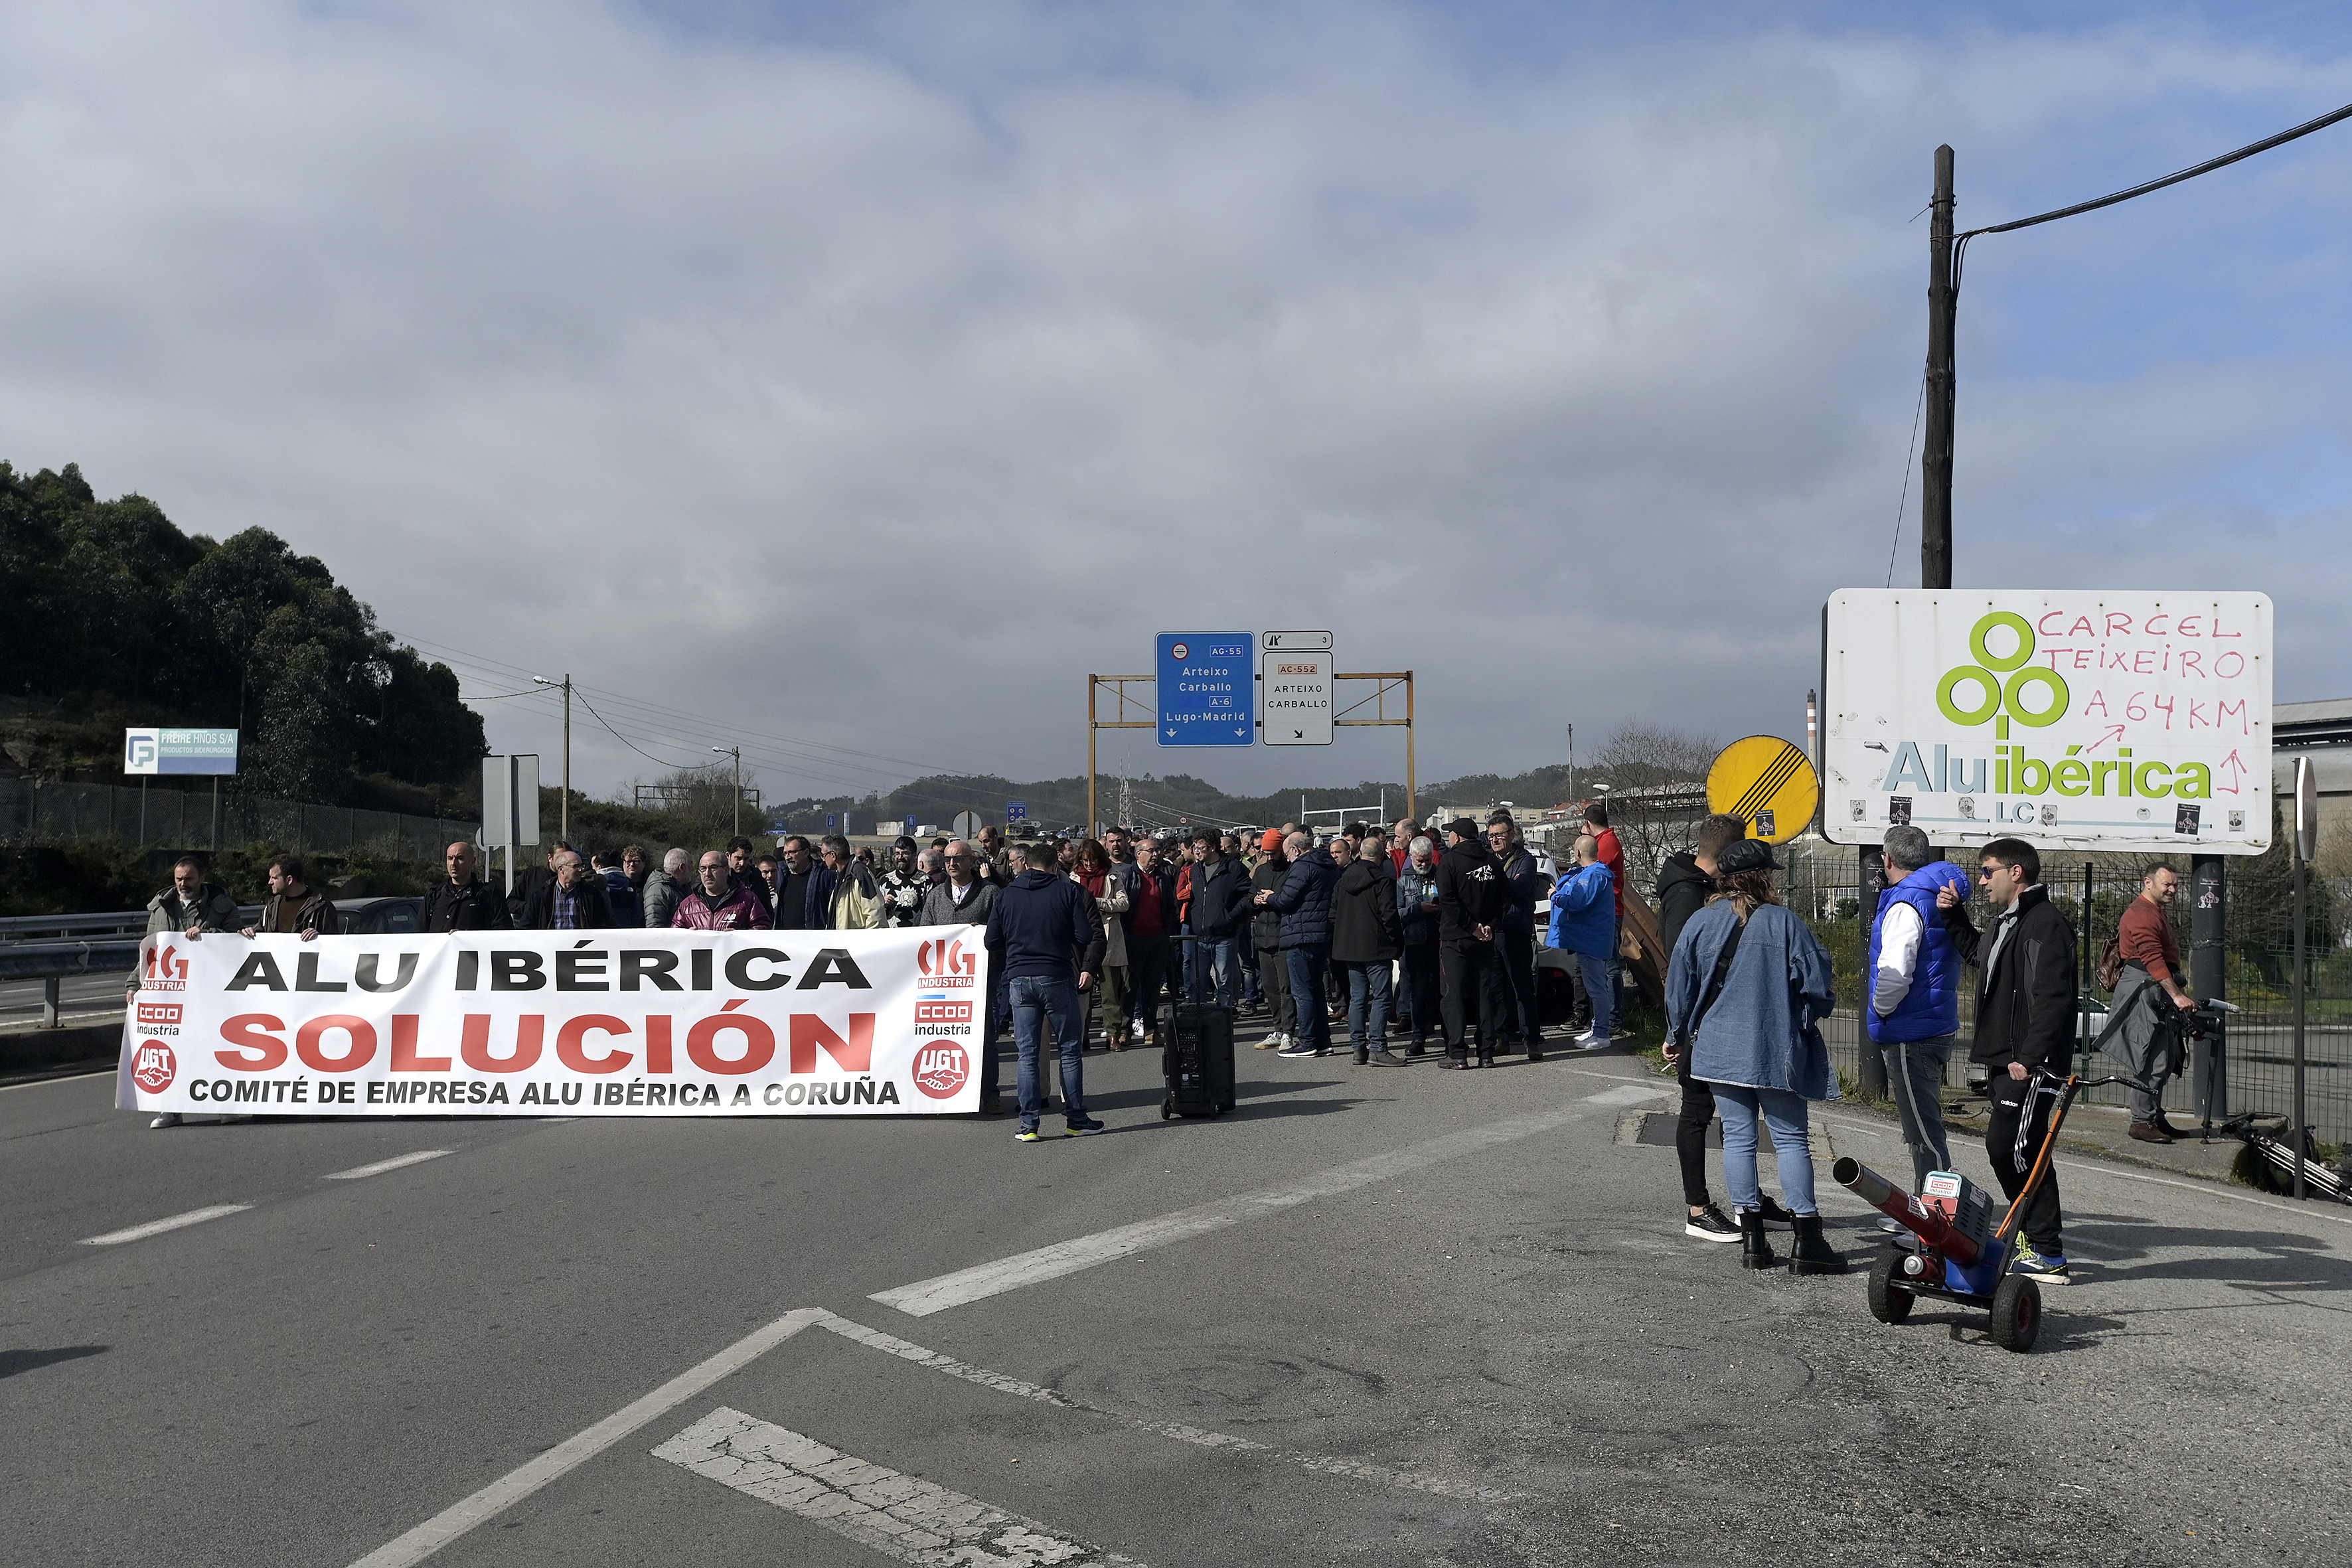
top-left (135, 803), bottom-right (2129, 1285)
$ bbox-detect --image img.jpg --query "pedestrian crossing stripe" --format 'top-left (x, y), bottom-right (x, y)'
top-left (1705, 736), bottom-right (1819, 845)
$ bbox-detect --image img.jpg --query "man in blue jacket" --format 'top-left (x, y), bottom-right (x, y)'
top-left (1256, 830), bottom-right (1340, 1058)
top-left (1548, 835), bottom-right (1618, 1049)
top-left (1869, 824), bottom-right (1970, 1201)
top-left (984, 842), bottom-right (1107, 1140)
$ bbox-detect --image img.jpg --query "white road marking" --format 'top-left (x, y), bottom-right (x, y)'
top-left (1581, 1083), bottom-right (1672, 1107)
top-left (345, 1307), bottom-right (827, 1568)
top-left (79, 1204), bottom-right (251, 1245)
top-left (655, 1406), bottom-right (1142, 1566)
top-left (0, 1065), bottom-right (115, 1093)
top-left (872, 1091), bottom-right (1625, 1316)
top-left (811, 1310), bottom-right (1521, 1502)
top-left (323, 1150), bottom-right (453, 1181)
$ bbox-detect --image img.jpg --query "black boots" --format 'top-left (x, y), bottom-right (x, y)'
top-left (1476, 1044), bottom-right (1496, 1069)
top-left (1788, 1214), bottom-right (1850, 1275)
top-left (1739, 1208), bottom-right (1776, 1270)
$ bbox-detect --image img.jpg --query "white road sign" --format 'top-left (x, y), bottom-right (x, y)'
top-left (1822, 589), bottom-right (2272, 853)
top-left (1261, 629), bottom-right (1333, 651)
top-left (1261, 647), bottom-right (1334, 745)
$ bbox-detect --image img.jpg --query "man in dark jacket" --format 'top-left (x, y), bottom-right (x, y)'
top-left (1184, 828), bottom-right (1251, 1009)
top-left (242, 856), bottom-right (341, 939)
top-left (771, 835), bottom-right (832, 930)
top-left (144, 856), bottom-right (241, 937)
top-left (1248, 830), bottom-right (1294, 1050)
top-left (724, 836), bottom-right (775, 923)
top-left (1938, 836), bottom-right (2078, 1284)
top-left (518, 850), bottom-right (623, 929)
top-left (1330, 837), bottom-right (1405, 1066)
top-left (1395, 835), bottom-right (1443, 1054)
top-left (506, 840), bottom-right (572, 924)
top-left (1489, 814), bottom-right (1547, 1058)
top-left (925, 843), bottom-right (1007, 1113)
top-left (1434, 818), bottom-right (1511, 1068)
top-left (1257, 830), bottom-right (1340, 1058)
top-left (423, 841), bottom-right (511, 932)
top-left (984, 844), bottom-right (1106, 1138)
top-left (1655, 813), bottom-right (1749, 1241)
top-left (1123, 837), bottom-right (1182, 1040)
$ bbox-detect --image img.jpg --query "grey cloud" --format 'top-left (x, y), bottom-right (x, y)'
top-left (1, 4), bottom-right (2346, 798)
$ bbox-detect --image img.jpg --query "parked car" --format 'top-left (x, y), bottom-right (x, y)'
top-left (333, 896), bottom-right (426, 935)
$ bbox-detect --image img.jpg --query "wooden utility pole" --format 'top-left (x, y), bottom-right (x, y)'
top-left (1922, 144), bottom-right (1956, 592)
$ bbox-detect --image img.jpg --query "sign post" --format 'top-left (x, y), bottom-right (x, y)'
top-left (2292, 755), bottom-right (2317, 1198)
top-left (126, 727), bottom-right (240, 851)
top-left (482, 755), bottom-right (542, 897)
top-left (1006, 801), bottom-right (1027, 824)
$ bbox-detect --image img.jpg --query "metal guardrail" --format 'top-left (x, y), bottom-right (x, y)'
top-left (0, 911), bottom-right (150, 941)
top-left (0, 938), bottom-right (145, 1029)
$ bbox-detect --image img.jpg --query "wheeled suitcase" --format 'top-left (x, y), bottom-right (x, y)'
top-left (1158, 1000), bottom-right (1236, 1119)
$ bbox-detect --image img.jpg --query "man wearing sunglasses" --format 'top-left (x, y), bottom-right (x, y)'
top-left (1936, 836), bottom-right (2078, 1285)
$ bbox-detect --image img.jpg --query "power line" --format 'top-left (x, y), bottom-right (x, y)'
top-left (1958, 98), bottom-right (2352, 242)
top-left (1884, 368), bottom-right (1928, 589)
top-left (572, 690), bottom-right (713, 773)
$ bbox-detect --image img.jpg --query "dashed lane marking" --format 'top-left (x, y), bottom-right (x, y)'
top-left (323, 1150), bottom-right (453, 1181)
top-left (655, 1407), bottom-right (1142, 1566)
top-left (79, 1204), bottom-right (252, 1246)
top-left (812, 1309), bottom-right (1522, 1502)
top-left (870, 1087), bottom-right (1641, 1317)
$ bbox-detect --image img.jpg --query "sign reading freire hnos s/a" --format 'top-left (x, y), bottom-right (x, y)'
top-left (118, 928), bottom-right (988, 1117)
top-left (1823, 589), bottom-right (2272, 854)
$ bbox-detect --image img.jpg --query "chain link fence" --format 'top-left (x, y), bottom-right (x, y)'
top-left (1786, 854), bottom-right (2352, 1143)
top-left (0, 777), bottom-right (468, 863)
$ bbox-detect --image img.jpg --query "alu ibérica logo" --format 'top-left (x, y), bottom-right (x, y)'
top-left (1882, 611), bottom-right (2213, 803)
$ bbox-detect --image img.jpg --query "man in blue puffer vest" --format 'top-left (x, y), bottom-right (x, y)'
top-left (1867, 824), bottom-right (1972, 1198)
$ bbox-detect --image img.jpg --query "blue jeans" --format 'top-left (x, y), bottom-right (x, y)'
top-left (1238, 941), bottom-right (1262, 1005)
top-left (1010, 973), bottom-right (1087, 1129)
top-left (1711, 1083), bottom-right (1817, 1215)
top-left (1341, 960), bottom-right (1390, 1054)
top-left (1189, 937), bottom-right (1239, 1008)
top-left (1284, 943), bottom-right (1332, 1052)
top-left (1577, 949), bottom-right (1615, 1039)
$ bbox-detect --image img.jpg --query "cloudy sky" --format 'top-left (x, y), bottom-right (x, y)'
top-left (7, 1), bottom-right (2349, 807)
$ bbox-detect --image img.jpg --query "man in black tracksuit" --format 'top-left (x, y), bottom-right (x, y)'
top-left (1434, 817), bottom-right (1512, 1069)
top-left (1656, 815), bottom-right (1753, 1240)
top-left (1938, 836), bottom-right (2078, 1281)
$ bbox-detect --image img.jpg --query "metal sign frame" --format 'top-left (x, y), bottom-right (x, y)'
top-left (1085, 671), bottom-right (1415, 834)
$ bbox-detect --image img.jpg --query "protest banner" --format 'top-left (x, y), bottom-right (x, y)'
top-left (118, 927), bottom-right (988, 1117)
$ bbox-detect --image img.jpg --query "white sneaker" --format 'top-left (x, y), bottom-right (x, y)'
top-left (1130, 1018), bottom-right (1145, 1040)
top-left (149, 1113), bottom-right (183, 1129)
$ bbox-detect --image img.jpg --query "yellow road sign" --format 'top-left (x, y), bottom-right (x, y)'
top-left (1705, 736), bottom-right (1819, 845)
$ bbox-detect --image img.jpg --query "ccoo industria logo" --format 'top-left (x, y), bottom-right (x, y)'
top-left (1882, 611), bottom-right (2212, 805)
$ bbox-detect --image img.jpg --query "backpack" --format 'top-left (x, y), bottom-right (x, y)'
top-left (2094, 935), bottom-right (2124, 994)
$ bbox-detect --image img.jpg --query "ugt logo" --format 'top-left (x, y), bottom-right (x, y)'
top-left (144, 944), bottom-right (190, 982)
top-left (132, 1042), bottom-right (178, 1094)
top-left (917, 934), bottom-right (976, 985)
top-left (1936, 611), bottom-right (2069, 739)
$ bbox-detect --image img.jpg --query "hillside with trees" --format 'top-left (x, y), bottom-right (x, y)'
top-left (0, 461), bottom-right (485, 810)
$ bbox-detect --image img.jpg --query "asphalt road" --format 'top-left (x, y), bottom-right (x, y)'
top-left (5, 1016), bottom-right (2350, 1567)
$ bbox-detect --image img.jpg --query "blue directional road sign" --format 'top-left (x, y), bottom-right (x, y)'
top-left (1006, 801), bottom-right (1028, 822)
top-left (1156, 633), bottom-right (1254, 746)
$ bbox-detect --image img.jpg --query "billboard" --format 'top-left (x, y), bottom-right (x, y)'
top-left (123, 728), bottom-right (240, 777)
top-left (1822, 589), bottom-right (2272, 854)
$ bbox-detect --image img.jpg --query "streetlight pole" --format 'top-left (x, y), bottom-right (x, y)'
top-left (714, 746), bottom-right (742, 837)
top-left (533, 673), bottom-right (573, 842)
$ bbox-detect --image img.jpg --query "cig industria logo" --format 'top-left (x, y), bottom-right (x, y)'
top-left (1883, 610), bottom-right (2213, 807)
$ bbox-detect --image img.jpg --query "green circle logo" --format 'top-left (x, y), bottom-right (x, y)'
top-left (1939, 612), bottom-right (2068, 728)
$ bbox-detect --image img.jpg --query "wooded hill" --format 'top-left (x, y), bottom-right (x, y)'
top-left (0, 461), bottom-right (485, 811)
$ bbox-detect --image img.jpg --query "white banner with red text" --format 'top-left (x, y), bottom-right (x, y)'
top-left (116, 927), bottom-right (989, 1117)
